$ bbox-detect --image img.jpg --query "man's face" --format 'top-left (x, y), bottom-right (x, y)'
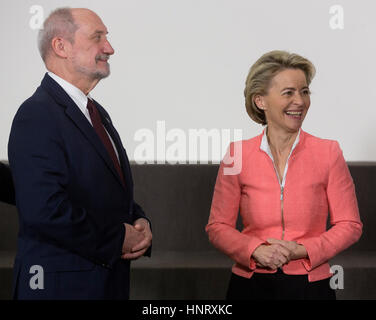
top-left (69, 9), bottom-right (114, 80)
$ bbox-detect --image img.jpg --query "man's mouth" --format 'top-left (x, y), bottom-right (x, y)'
top-left (96, 55), bottom-right (110, 63)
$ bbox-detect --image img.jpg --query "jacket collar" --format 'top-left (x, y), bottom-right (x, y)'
top-left (47, 72), bottom-right (89, 113)
top-left (40, 73), bottom-right (127, 191)
top-left (259, 126), bottom-right (307, 158)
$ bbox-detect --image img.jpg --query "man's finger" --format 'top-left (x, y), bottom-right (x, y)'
top-left (134, 223), bottom-right (145, 231)
top-left (133, 218), bottom-right (150, 231)
top-left (121, 248), bottom-right (147, 260)
top-left (131, 237), bottom-right (151, 252)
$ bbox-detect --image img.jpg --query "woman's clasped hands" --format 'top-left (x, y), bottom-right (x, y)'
top-left (252, 238), bottom-right (308, 270)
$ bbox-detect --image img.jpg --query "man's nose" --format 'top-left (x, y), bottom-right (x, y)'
top-left (103, 39), bottom-right (115, 55)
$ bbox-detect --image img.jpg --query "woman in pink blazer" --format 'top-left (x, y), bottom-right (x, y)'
top-left (206, 50), bottom-right (362, 300)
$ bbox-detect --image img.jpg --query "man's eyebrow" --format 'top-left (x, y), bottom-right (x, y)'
top-left (90, 30), bottom-right (108, 36)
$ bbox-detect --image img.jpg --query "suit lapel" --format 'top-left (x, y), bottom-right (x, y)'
top-left (40, 73), bottom-right (126, 190)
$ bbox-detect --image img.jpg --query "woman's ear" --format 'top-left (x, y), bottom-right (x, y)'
top-left (254, 95), bottom-right (266, 111)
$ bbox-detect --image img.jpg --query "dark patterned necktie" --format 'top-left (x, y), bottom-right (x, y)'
top-left (87, 99), bottom-right (125, 187)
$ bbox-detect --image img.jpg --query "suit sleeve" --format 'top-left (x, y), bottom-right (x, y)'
top-left (206, 142), bottom-right (265, 270)
top-left (132, 201), bottom-right (150, 224)
top-left (8, 102), bottom-right (124, 268)
top-left (132, 201), bottom-right (152, 257)
top-left (0, 162), bottom-right (15, 205)
top-left (121, 145), bottom-right (152, 229)
top-left (299, 141), bottom-right (363, 270)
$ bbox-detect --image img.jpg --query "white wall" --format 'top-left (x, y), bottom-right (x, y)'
top-left (1, 0), bottom-right (375, 162)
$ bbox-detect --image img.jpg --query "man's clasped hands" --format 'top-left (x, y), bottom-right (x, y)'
top-left (122, 219), bottom-right (152, 260)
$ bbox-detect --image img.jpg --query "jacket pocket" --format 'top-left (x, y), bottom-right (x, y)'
top-left (40, 253), bottom-right (96, 273)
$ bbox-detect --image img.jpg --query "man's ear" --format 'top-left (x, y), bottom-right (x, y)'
top-left (51, 37), bottom-right (71, 59)
top-left (254, 95), bottom-right (266, 111)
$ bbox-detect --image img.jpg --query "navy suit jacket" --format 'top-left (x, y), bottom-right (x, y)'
top-left (0, 162), bottom-right (15, 205)
top-left (8, 73), bottom-right (150, 299)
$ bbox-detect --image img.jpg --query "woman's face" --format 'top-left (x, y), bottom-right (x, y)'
top-left (255, 68), bottom-right (311, 133)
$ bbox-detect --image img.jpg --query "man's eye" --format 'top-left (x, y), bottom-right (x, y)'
top-left (283, 91), bottom-right (293, 96)
top-left (302, 90), bottom-right (311, 95)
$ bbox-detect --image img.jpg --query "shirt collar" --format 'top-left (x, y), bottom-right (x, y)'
top-left (260, 126), bottom-right (301, 161)
top-left (48, 72), bottom-right (92, 113)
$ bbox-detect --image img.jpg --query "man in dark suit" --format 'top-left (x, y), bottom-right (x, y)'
top-left (0, 162), bottom-right (15, 205)
top-left (8, 7), bottom-right (152, 299)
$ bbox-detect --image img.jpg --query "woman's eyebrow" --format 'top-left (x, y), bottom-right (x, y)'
top-left (280, 87), bottom-right (296, 92)
top-left (280, 86), bottom-right (310, 92)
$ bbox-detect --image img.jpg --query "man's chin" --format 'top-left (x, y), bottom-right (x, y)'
top-left (92, 69), bottom-right (110, 80)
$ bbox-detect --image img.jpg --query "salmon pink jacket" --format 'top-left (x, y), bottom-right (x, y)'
top-left (206, 129), bottom-right (362, 282)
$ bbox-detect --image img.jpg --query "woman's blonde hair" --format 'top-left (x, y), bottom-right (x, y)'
top-left (244, 50), bottom-right (316, 125)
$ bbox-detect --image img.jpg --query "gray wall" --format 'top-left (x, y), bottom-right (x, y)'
top-left (1, 0), bottom-right (375, 162)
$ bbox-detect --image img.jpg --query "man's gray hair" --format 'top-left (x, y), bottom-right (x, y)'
top-left (38, 7), bottom-right (79, 62)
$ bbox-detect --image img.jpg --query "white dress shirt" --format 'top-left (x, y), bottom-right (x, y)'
top-left (48, 72), bottom-right (120, 161)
